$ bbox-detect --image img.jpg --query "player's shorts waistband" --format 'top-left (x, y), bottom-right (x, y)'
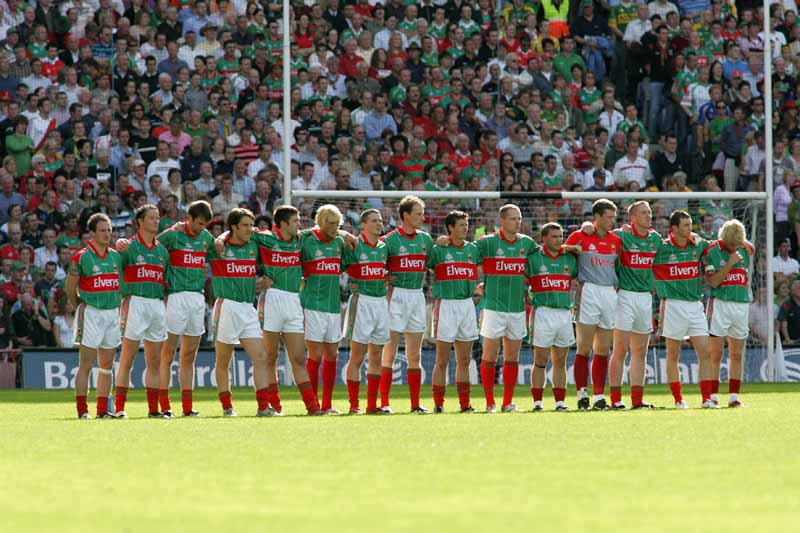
top-left (168, 290), bottom-right (204, 297)
top-left (353, 293), bottom-right (387, 302)
top-left (263, 288), bottom-right (299, 297)
top-left (83, 303), bottom-right (119, 312)
top-left (618, 288), bottom-right (651, 295)
top-left (391, 286), bottom-right (423, 293)
top-left (581, 282), bottom-right (617, 290)
top-left (125, 294), bottom-right (164, 303)
top-left (537, 305), bottom-right (572, 312)
top-left (439, 297), bottom-right (473, 303)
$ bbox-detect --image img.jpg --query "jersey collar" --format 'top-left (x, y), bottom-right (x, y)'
top-left (184, 222), bottom-right (198, 238)
top-left (449, 237), bottom-right (465, 249)
top-left (272, 225), bottom-right (293, 242)
top-left (543, 246), bottom-right (562, 260)
top-left (224, 234), bottom-right (247, 248)
top-left (89, 240), bottom-right (108, 259)
top-left (669, 232), bottom-right (689, 250)
top-left (632, 224), bottom-right (649, 239)
top-left (499, 228), bottom-right (516, 244)
top-left (136, 231), bottom-right (155, 251)
top-left (313, 228), bottom-right (332, 244)
top-left (398, 225), bottom-right (417, 239)
top-left (719, 240), bottom-right (737, 254)
top-left (360, 232), bottom-right (378, 248)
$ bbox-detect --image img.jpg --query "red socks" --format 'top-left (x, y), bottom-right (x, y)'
top-left (298, 381), bottom-right (320, 413)
top-left (347, 379), bottom-right (360, 410)
top-left (114, 386), bottom-right (128, 414)
top-left (159, 388), bottom-right (171, 412)
top-left (218, 390), bottom-right (233, 410)
top-left (181, 389), bottom-right (193, 415)
top-left (433, 384), bottom-right (446, 408)
top-left (669, 381), bottom-right (683, 403)
top-left (574, 354), bottom-right (589, 392)
top-left (502, 361), bottom-right (519, 407)
top-left (553, 387), bottom-right (566, 403)
top-left (366, 373), bottom-right (380, 412)
top-left (408, 368), bottom-right (422, 409)
top-left (96, 396), bottom-right (109, 416)
top-left (256, 388), bottom-right (270, 411)
top-left (700, 380), bottom-right (712, 402)
top-left (631, 385), bottom-right (644, 406)
top-left (729, 379), bottom-right (740, 395)
top-left (480, 360), bottom-right (496, 407)
top-left (610, 386), bottom-right (622, 405)
top-left (146, 387), bottom-right (159, 414)
top-left (379, 366), bottom-right (393, 408)
top-left (76, 395), bottom-right (88, 417)
top-left (456, 381), bottom-right (471, 410)
top-left (592, 355), bottom-right (608, 396)
top-left (306, 358), bottom-right (320, 397)
top-left (267, 383), bottom-right (281, 412)
top-left (321, 359), bottom-right (337, 410)
top-left (531, 387), bottom-right (543, 402)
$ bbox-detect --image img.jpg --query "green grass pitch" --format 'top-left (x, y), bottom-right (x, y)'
top-left (2, 383), bottom-right (798, 533)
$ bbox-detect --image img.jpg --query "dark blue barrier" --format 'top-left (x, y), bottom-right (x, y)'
top-left (21, 345), bottom-right (794, 389)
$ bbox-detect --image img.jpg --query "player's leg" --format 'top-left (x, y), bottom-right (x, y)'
top-left (551, 346), bottom-right (569, 409)
top-left (432, 340), bottom-right (451, 412)
top-left (142, 340), bottom-right (162, 413)
top-left (75, 345), bottom-right (96, 418)
top-left (609, 329), bottom-right (630, 408)
top-left (346, 341), bottom-right (368, 413)
top-left (726, 337), bottom-right (746, 406)
top-left (665, 338), bottom-right (686, 408)
top-left (628, 333), bottom-right (651, 408)
top-left (479, 333), bottom-right (501, 411)
top-left (114, 337), bottom-right (139, 416)
top-left (404, 331), bottom-right (425, 411)
top-left (306, 340), bottom-right (324, 398)
top-left (178, 334), bottom-right (202, 416)
top-left (501, 337), bottom-right (523, 411)
top-left (214, 341), bottom-right (236, 415)
top-left (380, 331), bottom-right (402, 409)
top-left (709, 334), bottom-right (725, 405)
top-left (96, 347), bottom-right (116, 417)
top-left (574, 321), bottom-right (596, 409)
top-left (454, 339), bottom-right (474, 412)
top-left (692, 334), bottom-right (715, 407)
top-left (240, 336), bottom-right (272, 415)
top-left (158, 332), bottom-right (180, 414)
top-left (366, 343), bottom-right (384, 414)
top-left (283, 331), bottom-right (321, 414)
top-left (320, 342), bottom-right (339, 411)
top-left (262, 330), bottom-right (283, 413)
top-left (531, 346), bottom-right (550, 410)
top-left (590, 327), bottom-right (613, 409)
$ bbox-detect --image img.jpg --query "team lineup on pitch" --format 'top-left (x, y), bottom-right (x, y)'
top-left (67, 195), bottom-right (754, 419)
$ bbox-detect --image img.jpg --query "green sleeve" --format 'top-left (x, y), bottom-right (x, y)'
top-left (156, 227), bottom-right (175, 249)
top-left (525, 253), bottom-right (536, 277)
top-left (526, 235), bottom-right (540, 255)
top-left (201, 229), bottom-right (216, 250)
top-left (473, 242), bottom-right (482, 264)
top-left (251, 230), bottom-right (273, 247)
top-left (476, 237), bottom-right (487, 264)
top-left (427, 247), bottom-right (439, 269)
top-left (342, 245), bottom-right (356, 268)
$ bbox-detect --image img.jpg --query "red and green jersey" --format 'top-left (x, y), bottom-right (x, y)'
top-left (427, 239), bottom-right (481, 300)
top-left (300, 229), bottom-right (344, 313)
top-left (120, 232), bottom-right (169, 299)
top-left (56, 231), bottom-right (81, 253)
top-left (401, 158), bottom-right (427, 184)
top-left (251, 227), bottom-right (302, 293)
top-left (615, 226), bottom-right (663, 293)
top-left (578, 87), bottom-right (601, 124)
top-left (653, 234), bottom-right (711, 302)
top-left (157, 224), bottom-right (215, 294)
top-left (702, 241), bottom-right (751, 303)
top-left (216, 57), bottom-right (239, 76)
top-left (71, 241), bottom-right (121, 310)
top-left (526, 248), bottom-right (577, 309)
top-left (423, 83), bottom-right (450, 105)
top-left (382, 226), bottom-right (433, 290)
top-left (208, 237), bottom-right (259, 304)
top-left (477, 229), bottom-right (539, 313)
top-left (343, 233), bottom-right (388, 298)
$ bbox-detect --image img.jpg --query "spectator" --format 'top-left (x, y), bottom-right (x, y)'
top-left (33, 228), bottom-right (58, 270)
top-left (52, 296), bottom-right (76, 349)
top-left (779, 279), bottom-right (800, 344)
top-left (10, 292), bottom-right (51, 347)
top-left (773, 239), bottom-right (800, 281)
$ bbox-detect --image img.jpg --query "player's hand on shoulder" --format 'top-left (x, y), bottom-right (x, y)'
top-left (342, 231), bottom-right (358, 249)
top-left (115, 237), bottom-right (130, 252)
top-left (581, 221), bottom-right (594, 235)
top-left (620, 224), bottom-right (632, 233)
top-left (436, 235), bottom-right (449, 246)
top-left (214, 236), bottom-right (225, 255)
top-left (563, 244), bottom-right (582, 254)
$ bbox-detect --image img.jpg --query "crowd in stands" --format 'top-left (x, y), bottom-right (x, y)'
top-left (0, 0), bottom-right (796, 348)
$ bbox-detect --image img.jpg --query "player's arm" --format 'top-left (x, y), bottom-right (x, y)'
top-left (338, 230), bottom-right (358, 249)
top-left (705, 249), bottom-right (743, 288)
top-left (564, 229), bottom-right (584, 254)
top-left (65, 260), bottom-right (80, 308)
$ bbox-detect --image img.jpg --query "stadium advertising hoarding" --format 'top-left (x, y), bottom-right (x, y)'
top-left (21, 347), bottom-right (796, 389)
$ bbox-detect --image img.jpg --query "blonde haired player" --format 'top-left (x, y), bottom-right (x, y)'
top-left (703, 219), bottom-right (753, 408)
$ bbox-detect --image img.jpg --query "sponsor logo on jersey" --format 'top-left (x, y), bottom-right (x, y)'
top-left (226, 249), bottom-right (234, 258)
top-left (360, 253), bottom-right (368, 261)
top-left (589, 244), bottom-right (596, 251)
top-left (315, 249), bottom-right (323, 257)
top-left (496, 247), bottom-right (505, 256)
top-left (445, 253), bottom-right (453, 261)
top-left (136, 255), bottom-right (145, 263)
top-left (399, 245), bottom-right (407, 253)
top-left (520, 248), bottom-right (526, 256)
top-left (539, 265), bottom-right (548, 273)
top-left (421, 244), bottom-right (427, 252)
top-left (92, 265), bottom-right (100, 273)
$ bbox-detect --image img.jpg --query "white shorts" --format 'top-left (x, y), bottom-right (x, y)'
top-left (388, 287), bottom-right (427, 333)
top-left (259, 288), bottom-right (304, 334)
top-left (531, 307), bottom-right (575, 348)
top-left (575, 282), bottom-right (617, 329)
top-left (165, 291), bottom-right (206, 337)
top-left (121, 295), bottom-right (167, 342)
top-left (480, 309), bottom-right (527, 340)
top-left (344, 293), bottom-right (390, 345)
top-left (304, 309), bottom-right (342, 344)
top-left (434, 298), bottom-right (479, 343)
top-left (74, 304), bottom-right (121, 350)
top-left (707, 298), bottom-right (749, 339)
top-left (615, 290), bottom-right (653, 334)
top-left (211, 298), bottom-right (262, 345)
top-left (658, 299), bottom-right (708, 340)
